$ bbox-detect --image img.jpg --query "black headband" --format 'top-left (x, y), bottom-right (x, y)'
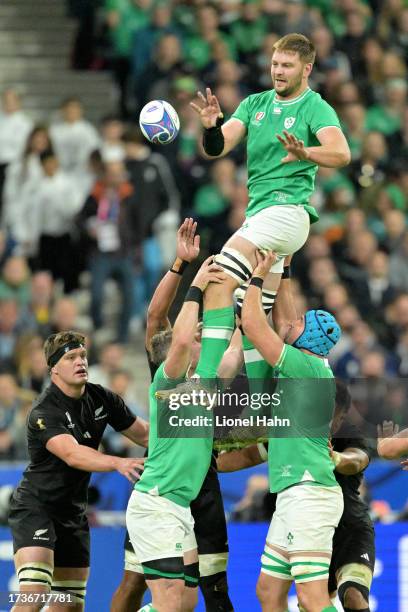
top-left (48, 341), bottom-right (85, 368)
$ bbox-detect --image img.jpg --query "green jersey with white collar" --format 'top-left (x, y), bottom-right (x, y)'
top-left (267, 344), bottom-right (338, 493)
top-left (232, 88), bottom-right (341, 222)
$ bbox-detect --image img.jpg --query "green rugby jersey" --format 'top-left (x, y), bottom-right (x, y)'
top-left (231, 88), bottom-right (341, 221)
top-left (135, 363), bottom-right (213, 507)
top-left (268, 344), bottom-right (338, 494)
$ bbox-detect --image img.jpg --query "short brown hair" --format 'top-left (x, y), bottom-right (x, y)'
top-left (273, 33), bottom-right (316, 64)
top-left (44, 331), bottom-right (86, 366)
top-left (150, 330), bottom-right (172, 366)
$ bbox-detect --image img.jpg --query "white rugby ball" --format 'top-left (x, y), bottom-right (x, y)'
top-left (139, 100), bottom-right (180, 145)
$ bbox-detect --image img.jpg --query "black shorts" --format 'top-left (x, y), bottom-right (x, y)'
top-left (328, 521), bottom-right (375, 593)
top-left (125, 480), bottom-right (228, 558)
top-left (9, 496), bottom-right (90, 568)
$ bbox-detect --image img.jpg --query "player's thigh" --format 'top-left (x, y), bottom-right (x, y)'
top-left (14, 546), bottom-right (54, 593)
top-left (191, 487), bottom-right (229, 578)
top-left (232, 205), bottom-right (310, 261)
top-left (126, 491), bottom-right (192, 565)
top-left (282, 485), bottom-right (344, 557)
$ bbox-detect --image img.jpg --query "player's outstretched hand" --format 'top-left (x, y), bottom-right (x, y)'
top-left (177, 217), bottom-right (200, 262)
top-left (115, 457), bottom-right (145, 482)
top-left (277, 130), bottom-right (310, 163)
top-left (252, 250), bottom-right (278, 279)
top-left (377, 420), bottom-right (399, 440)
top-left (192, 255), bottom-right (226, 291)
top-left (190, 87), bottom-right (223, 129)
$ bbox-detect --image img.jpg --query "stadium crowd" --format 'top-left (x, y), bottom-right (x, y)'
top-left (0, 0), bottom-right (407, 479)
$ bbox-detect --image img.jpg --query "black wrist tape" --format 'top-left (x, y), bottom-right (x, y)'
top-left (282, 266), bottom-right (291, 279)
top-left (203, 115), bottom-right (225, 156)
top-left (250, 277), bottom-right (264, 289)
top-left (185, 285), bottom-right (203, 304)
top-left (170, 259), bottom-right (189, 276)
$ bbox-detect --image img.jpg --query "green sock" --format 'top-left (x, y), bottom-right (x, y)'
top-left (196, 306), bottom-right (235, 378)
top-left (242, 334), bottom-right (274, 379)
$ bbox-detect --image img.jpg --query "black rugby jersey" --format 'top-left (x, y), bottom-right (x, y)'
top-left (332, 422), bottom-right (372, 528)
top-left (14, 382), bottom-right (136, 514)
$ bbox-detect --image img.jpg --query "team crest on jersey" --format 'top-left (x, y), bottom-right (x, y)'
top-left (255, 111), bottom-right (265, 121)
top-left (284, 116), bottom-right (296, 129)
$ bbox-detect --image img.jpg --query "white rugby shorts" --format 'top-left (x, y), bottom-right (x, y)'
top-left (235, 205), bottom-right (310, 273)
top-left (126, 490), bottom-right (196, 564)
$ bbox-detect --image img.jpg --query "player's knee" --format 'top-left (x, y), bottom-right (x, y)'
top-left (256, 574), bottom-right (283, 607)
top-left (17, 562), bottom-right (53, 593)
top-left (339, 582), bottom-right (369, 609)
top-left (121, 570), bottom-right (146, 595)
top-left (51, 578), bottom-right (87, 607)
top-left (215, 248), bottom-right (253, 286)
top-left (200, 572), bottom-right (233, 612)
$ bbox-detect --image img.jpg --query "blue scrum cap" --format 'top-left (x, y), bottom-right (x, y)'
top-left (292, 309), bottom-right (341, 356)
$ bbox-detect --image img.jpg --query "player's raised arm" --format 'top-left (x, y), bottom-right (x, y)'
top-left (242, 251), bottom-right (284, 366)
top-left (146, 217), bottom-right (200, 352)
top-left (191, 87), bottom-right (246, 158)
top-left (163, 256), bottom-right (226, 379)
top-left (272, 254), bottom-right (297, 334)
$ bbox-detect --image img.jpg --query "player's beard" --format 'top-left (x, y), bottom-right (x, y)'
top-left (273, 71), bottom-right (303, 98)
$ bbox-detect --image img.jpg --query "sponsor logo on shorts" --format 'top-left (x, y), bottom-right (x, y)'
top-left (33, 529), bottom-right (49, 541)
top-left (361, 553), bottom-right (370, 561)
top-left (287, 532), bottom-right (294, 545)
top-left (94, 406), bottom-right (107, 420)
top-left (83, 431), bottom-right (92, 439)
top-left (175, 543), bottom-right (182, 551)
top-left (284, 116), bottom-right (296, 129)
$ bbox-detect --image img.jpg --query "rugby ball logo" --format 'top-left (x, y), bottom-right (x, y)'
top-left (284, 117), bottom-right (296, 129)
top-left (255, 112), bottom-right (265, 121)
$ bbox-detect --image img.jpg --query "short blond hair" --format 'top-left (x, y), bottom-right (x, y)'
top-left (273, 33), bottom-right (316, 64)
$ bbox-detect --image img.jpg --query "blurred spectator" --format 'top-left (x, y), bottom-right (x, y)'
top-left (122, 127), bottom-right (180, 322)
top-left (0, 373), bottom-right (21, 459)
top-left (131, 1), bottom-right (180, 93)
top-left (22, 149), bottom-right (85, 292)
top-left (24, 271), bottom-right (55, 337)
top-left (77, 160), bottom-right (141, 343)
top-left (137, 33), bottom-right (186, 109)
top-left (1, 124), bottom-right (51, 241)
top-left (18, 344), bottom-right (49, 395)
top-left (335, 321), bottom-right (378, 379)
top-left (184, 5), bottom-right (236, 72)
top-left (50, 97), bottom-right (100, 180)
top-left (381, 209), bottom-right (406, 253)
top-left (50, 297), bottom-right (79, 335)
top-left (100, 115), bottom-right (126, 162)
top-left (0, 256), bottom-right (31, 307)
top-left (230, 0), bottom-right (268, 62)
top-left (105, 0), bottom-right (153, 117)
top-left (389, 231), bottom-right (408, 292)
top-left (365, 78), bottom-right (407, 137)
top-left (0, 299), bottom-right (24, 370)
top-left (87, 342), bottom-right (125, 387)
top-left (0, 90), bottom-right (33, 216)
top-left (337, 9), bottom-right (369, 78)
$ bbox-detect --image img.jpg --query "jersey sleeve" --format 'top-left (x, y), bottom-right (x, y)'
top-left (231, 96), bottom-right (251, 128)
top-left (309, 98), bottom-right (341, 135)
top-left (103, 388), bottom-right (137, 432)
top-left (28, 406), bottom-right (71, 446)
top-left (275, 344), bottom-right (312, 377)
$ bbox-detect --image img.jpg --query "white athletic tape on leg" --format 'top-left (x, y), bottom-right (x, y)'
top-left (215, 248), bottom-right (253, 284)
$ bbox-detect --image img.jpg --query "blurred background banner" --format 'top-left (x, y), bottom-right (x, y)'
top-left (0, 522), bottom-right (405, 612)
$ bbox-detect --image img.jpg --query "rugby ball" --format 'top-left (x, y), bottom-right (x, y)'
top-left (139, 100), bottom-right (180, 145)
